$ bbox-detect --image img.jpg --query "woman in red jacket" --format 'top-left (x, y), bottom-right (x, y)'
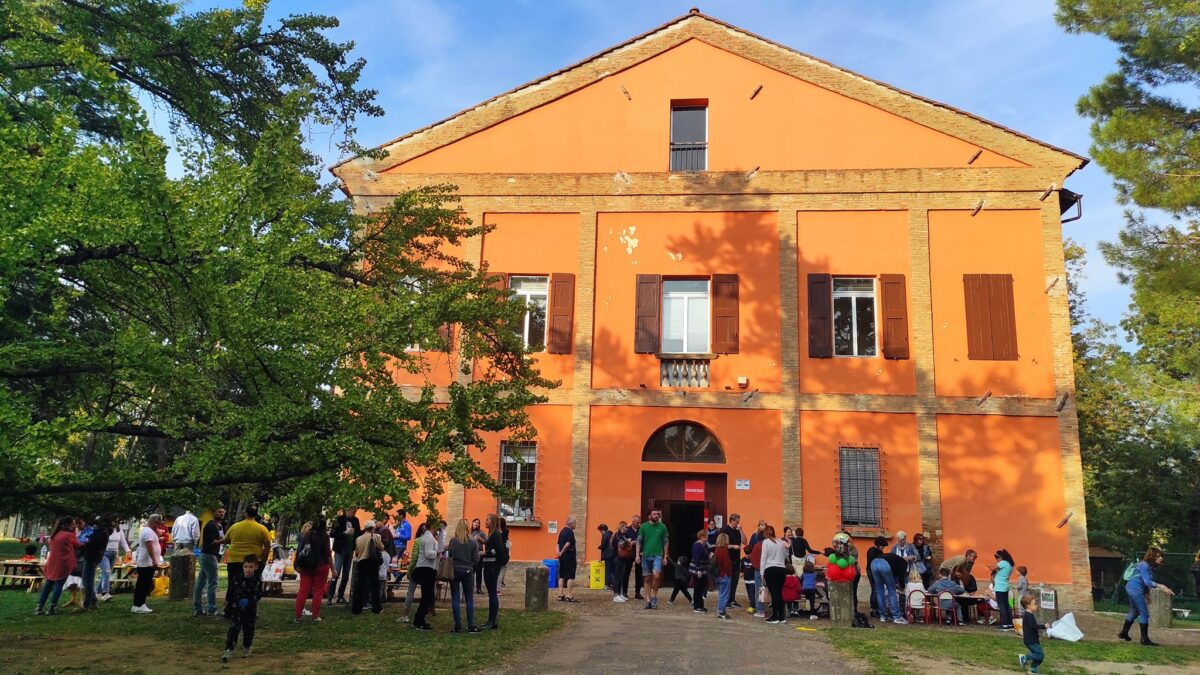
top-left (35, 517), bottom-right (81, 615)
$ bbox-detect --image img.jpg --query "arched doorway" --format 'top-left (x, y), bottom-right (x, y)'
top-left (640, 422), bottom-right (728, 579)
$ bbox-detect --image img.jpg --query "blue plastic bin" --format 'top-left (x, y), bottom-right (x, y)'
top-left (542, 558), bottom-right (559, 590)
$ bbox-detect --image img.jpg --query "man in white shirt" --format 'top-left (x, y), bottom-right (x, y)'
top-left (132, 515), bottom-right (164, 613)
top-left (170, 510), bottom-right (200, 551)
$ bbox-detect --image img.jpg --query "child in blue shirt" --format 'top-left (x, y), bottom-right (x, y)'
top-left (801, 560), bottom-right (819, 616)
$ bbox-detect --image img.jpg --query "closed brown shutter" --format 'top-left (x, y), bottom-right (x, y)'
top-left (488, 272), bottom-right (509, 292)
top-left (879, 274), bottom-right (910, 360)
top-left (988, 274), bottom-right (1018, 360)
top-left (964, 273), bottom-right (1018, 361)
top-left (711, 274), bottom-right (739, 354)
top-left (964, 274), bottom-right (994, 360)
top-left (634, 274), bottom-right (662, 354)
top-left (807, 273), bottom-right (833, 358)
top-left (547, 273), bottom-right (575, 354)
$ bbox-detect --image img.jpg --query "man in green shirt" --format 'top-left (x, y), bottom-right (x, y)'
top-left (636, 509), bottom-right (669, 610)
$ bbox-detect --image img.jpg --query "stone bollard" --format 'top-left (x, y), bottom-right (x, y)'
top-left (828, 581), bottom-right (854, 627)
top-left (525, 565), bottom-right (549, 612)
top-left (1033, 587), bottom-right (1060, 625)
top-left (168, 549), bottom-right (195, 600)
top-left (1149, 587), bottom-right (1173, 629)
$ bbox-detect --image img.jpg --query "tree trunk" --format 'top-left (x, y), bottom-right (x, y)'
top-left (829, 581), bottom-right (855, 627)
top-left (273, 513), bottom-right (290, 548)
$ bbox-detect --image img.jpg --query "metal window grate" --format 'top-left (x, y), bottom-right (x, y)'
top-left (500, 441), bottom-right (537, 521)
top-left (839, 447), bottom-right (882, 527)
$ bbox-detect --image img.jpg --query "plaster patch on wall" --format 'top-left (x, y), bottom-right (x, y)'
top-left (618, 226), bottom-right (639, 255)
top-left (666, 251), bottom-right (683, 262)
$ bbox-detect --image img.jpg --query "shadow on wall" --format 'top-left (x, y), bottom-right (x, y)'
top-left (933, 367), bottom-right (1073, 586)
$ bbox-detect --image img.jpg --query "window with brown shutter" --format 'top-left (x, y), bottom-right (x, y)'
top-left (634, 274), bottom-right (662, 353)
top-left (546, 273), bottom-right (575, 354)
top-left (963, 273), bottom-right (1018, 361)
top-left (807, 273), bottom-right (833, 358)
top-left (711, 274), bottom-right (739, 354)
top-left (879, 274), bottom-right (910, 360)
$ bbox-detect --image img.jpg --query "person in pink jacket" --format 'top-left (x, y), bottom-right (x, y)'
top-left (35, 517), bottom-right (82, 615)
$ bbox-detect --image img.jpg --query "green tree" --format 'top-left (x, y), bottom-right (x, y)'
top-left (1059, 0), bottom-right (1200, 547)
top-left (0, 1), bottom-right (546, 519)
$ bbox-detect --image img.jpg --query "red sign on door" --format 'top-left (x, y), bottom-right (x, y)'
top-left (683, 480), bottom-right (705, 502)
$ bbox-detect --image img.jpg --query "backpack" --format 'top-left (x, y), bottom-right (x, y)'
top-left (295, 539), bottom-right (316, 571)
top-left (1121, 562), bottom-right (1137, 582)
top-left (853, 611), bottom-right (873, 628)
top-left (707, 554), bottom-right (719, 577)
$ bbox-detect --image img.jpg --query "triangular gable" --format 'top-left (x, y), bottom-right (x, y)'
top-left (332, 11), bottom-right (1085, 180)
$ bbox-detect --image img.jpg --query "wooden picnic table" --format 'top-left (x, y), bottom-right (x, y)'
top-left (0, 560), bottom-right (44, 592)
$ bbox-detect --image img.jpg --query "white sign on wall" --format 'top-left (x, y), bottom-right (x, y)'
top-left (735, 479), bottom-right (751, 491)
top-left (548, 520), bottom-right (558, 534)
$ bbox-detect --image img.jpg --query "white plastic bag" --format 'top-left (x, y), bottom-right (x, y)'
top-left (1047, 612), bottom-right (1084, 642)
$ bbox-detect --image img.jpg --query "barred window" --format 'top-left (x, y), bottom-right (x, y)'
top-left (500, 441), bottom-right (537, 522)
top-left (839, 447), bottom-right (882, 528)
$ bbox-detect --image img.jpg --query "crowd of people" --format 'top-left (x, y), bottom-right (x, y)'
top-left (25, 503), bottom-right (1185, 669)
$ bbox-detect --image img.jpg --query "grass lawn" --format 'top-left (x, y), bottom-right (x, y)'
top-left (0, 538), bottom-right (31, 558)
top-left (827, 625), bottom-right (1200, 674)
top-left (0, 588), bottom-right (566, 674)
top-left (1095, 598), bottom-right (1200, 626)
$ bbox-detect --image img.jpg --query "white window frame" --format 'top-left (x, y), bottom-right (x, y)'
top-left (509, 276), bottom-right (549, 352)
top-left (500, 441), bottom-right (537, 522)
top-left (832, 277), bottom-right (877, 358)
top-left (661, 279), bottom-right (710, 354)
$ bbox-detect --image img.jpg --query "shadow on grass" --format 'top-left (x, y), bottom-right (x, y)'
top-left (0, 591), bottom-right (568, 674)
top-left (826, 626), bottom-right (1200, 675)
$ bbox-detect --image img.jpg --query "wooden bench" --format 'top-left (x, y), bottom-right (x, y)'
top-left (0, 575), bottom-right (43, 592)
top-left (108, 578), bottom-right (135, 592)
top-left (262, 580), bottom-right (283, 596)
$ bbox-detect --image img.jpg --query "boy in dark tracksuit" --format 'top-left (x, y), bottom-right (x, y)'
top-left (223, 555), bottom-right (263, 662)
top-left (668, 556), bottom-right (693, 605)
top-left (1018, 594), bottom-right (1049, 673)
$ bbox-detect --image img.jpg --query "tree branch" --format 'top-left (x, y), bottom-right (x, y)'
top-left (0, 465), bottom-right (331, 497)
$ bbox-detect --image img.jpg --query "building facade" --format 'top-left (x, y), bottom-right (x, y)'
top-left (334, 11), bottom-right (1093, 607)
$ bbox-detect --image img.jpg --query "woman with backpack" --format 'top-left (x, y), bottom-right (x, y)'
top-left (293, 519), bottom-right (332, 622)
top-left (1119, 547), bottom-right (1175, 646)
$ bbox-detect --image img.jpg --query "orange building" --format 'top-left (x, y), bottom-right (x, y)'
top-left (334, 11), bottom-right (1093, 607)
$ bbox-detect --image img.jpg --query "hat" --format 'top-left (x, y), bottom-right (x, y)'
top-left (363, 520), bottom-right (377, 530)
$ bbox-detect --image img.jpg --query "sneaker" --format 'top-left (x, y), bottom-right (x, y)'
top-left (693, 608), bottom-right (707, 613)
top-left (717, 613), bottom-right (730, 621)
top-left (977, 618), bottom-right (987, 624)
top-left (33, 607), bottom-right (44, 616)
top-left (988, 616), bottom-right (998, 625)
top-left (468, 626), bottom-right (482, 634)
top-left (397, 616), bottom-right (410, 623)
top-left (222, 650), bottom-right (232, 663)
top-left (644, 601), bottom-right (654, 610)
top-left (997, 625), bottom-right (1013, 632)
top-left (1019, 654), bottom-right (1028, 672)
top-left (303, 608), bottom-right (312, 616)
top-left (729, 601), bottom-right (742, 608)
top-left (667, 600), bottom-right (674, 606)
top-left (414, 623), bottom-right (432, 631)
top-left (613, 595), bottom-right (626, 603)
top-left (809, 615), bottom-right (819, 620)
top-left (242, 647), bottom-right (251, 658)
top-left (131, 605), bottom-right (153, 614)
top-left (651, 598), bottom-right (658, 609)
top-left (754, 612), bottom-right (766, 619)
top-left (766, 619), bottom-right (781, 624)
top-left (894, 618), bottom-right (908, 625)
top-left (452, 626), bottom-right (463, 634)
top-left (195, 610), bottom-right (204, 617)
top-left (313, 617), bottom-right (322, 623)
top-left (47, 605), bottom-right (58, 615)
top-left (747, 606), bottom-right (755, 614)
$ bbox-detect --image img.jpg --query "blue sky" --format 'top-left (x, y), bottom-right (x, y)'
top-left (219, 0), bottom-right (1137, 334)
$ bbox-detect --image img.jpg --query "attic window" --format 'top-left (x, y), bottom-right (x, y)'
top-left (670, 100), bottom-right (707, 171)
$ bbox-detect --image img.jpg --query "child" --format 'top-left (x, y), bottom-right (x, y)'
top-left (378, 549), bottom-right (391, 602)
top-left (1018, 594), bottom-right (1050, 673)
top-left (1015, 566), bottom-right (1030, 601)
top-left (741, 555), bottom-right (756, 613)
top-left (802, 561), bottom-right (820, 618)
top-left (668, 555), bottom-right (693, 606)
top-left (223, 555), bottom-right (263, 662)
top-left (928, 567), bottom-right (965, 623)
top-left (21, 544), bottom-right (38, 562)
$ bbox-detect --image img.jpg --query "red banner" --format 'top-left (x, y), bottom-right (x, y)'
top-left (683, 480), bottom-right (705, 502)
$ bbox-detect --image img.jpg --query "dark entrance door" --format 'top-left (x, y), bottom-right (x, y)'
top-left (641, 472), bottom-right (727, 587)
